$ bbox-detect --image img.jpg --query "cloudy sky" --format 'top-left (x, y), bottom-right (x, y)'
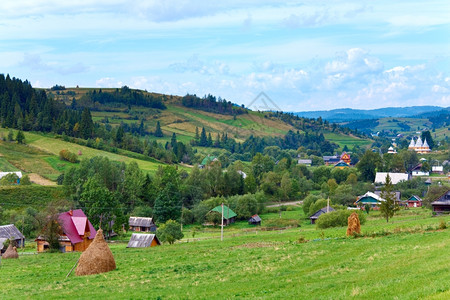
top-left (0, 1), bottom-right (449, 111)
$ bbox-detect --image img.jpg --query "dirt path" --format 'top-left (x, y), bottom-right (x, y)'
top-left (266, 200), bottom-right (303, 207)
top-left (28, 173), bottom-right (57, 186)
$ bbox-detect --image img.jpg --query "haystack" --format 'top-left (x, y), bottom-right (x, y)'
top-left (346, 212), bottom-right (361, 236)
top-left (2, 244), bottom-right (19, 259)
top-left (75, 229), bottom-right (116, 276)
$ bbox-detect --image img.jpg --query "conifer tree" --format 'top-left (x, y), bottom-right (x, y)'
top-left (380, 174), bottom-right (399, 223)
top-left (154, 121), bottom-right (163, 137)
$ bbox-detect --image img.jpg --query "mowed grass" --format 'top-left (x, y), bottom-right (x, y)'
top-left (1, 208), bottom-right (449, 299)
top-left (324, 132), bottom-right (372, 150)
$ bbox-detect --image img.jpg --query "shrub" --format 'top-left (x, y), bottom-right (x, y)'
top-left (302, 194), bottom-right (320, 215)
top-left (181, 208), bottom-right (194, 225)
top-left (20, 175), bottom-right (31, 186)
top-left (308, 199), bottom-right (329, 216)
top-left (157, 220), bottom-right (184, 244)
top-left (439, 219), bottom-right (447, 230)
top-left (59, 149), bottom-right (79, 163)
top-left (316, 210), bottom-right (366, 229)
top-left (0, 173), bottom-right (19, 186)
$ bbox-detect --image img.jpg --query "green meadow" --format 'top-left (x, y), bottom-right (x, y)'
top-left (1, 207), bottom-right (449, 299)
top-left (324, 133), bottom-right (372, 150)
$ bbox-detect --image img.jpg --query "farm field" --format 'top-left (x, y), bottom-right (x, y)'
top-left (1, 207), bottom-right (449, 299)
top-left (323, 132), bottom-right (372, 150)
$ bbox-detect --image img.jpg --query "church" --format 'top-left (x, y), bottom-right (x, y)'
top-left (408, 136), bottom-right (431, 154)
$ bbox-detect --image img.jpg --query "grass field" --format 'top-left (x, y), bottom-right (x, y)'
top-left (324, 133), bottom-right (372, 150)
top-left (1, 207), bottom-right (449, 299)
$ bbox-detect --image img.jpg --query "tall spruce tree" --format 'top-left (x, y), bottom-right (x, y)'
top-left (154, 121), bottom-right (163, 137)
top-left (199, 127), bottom-right (207, 146)
top-left (380, 174), bottom-right (399, 223)
top-left (79, 107), bottom-right (94, 139)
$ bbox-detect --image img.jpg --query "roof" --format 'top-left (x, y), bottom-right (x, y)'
top-left (323, 155), bottom-right (339, 162)
top-left (310, 206), bottom-right (335, 220)
top-left (298, 159), bottom-right (312, 164)
top-left (58, 209), bottom-right (96, 244)
top-left (408, 195), bottom-right (422, 202)
top-left (431, 190), bottom-right (450, 206)
top-left (0, 171), bottom-right (22, 179)
top-left (374, 172), bottom-right (409, 185)
top-left (249, 214), bottom-right (261, 222)
top-left (127, 233), bottom-right (160, 248)
top-left (374, 191), bottom-right (401, 201)
top-left (334, 160), bottom-right (349, 167)
top-left (0, 224), bottom-right (25, 240)
top-left (356, 191), bottom-right (385, 204)
top-left (129, 217), bottom-right (155, 227)
top-left (210, 205), bottom-right (237, 219)
top-left (201, 155), bottom-right (218, 166)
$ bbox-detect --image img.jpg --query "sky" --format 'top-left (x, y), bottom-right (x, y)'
top-left (0, 1), bottom-right (449, 111)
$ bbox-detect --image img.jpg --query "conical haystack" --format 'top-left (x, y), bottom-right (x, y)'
top-left (75, 229), bottom-right (116, 276)
top-left (3, 244), bottom-right (19, 259)
top-left (346, 212), bottom-right (361, 236)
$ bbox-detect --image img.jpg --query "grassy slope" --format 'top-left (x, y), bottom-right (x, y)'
top-left (1, 207), bottom-right (449, 299)
top-left (0, 129), bottom-right (172, 178)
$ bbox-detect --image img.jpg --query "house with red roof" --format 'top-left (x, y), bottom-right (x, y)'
top-left (36, 209), bottom-right (96, 253)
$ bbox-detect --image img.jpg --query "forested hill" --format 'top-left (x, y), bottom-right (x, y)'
top-left (0, 74), bottom-right (372, 166)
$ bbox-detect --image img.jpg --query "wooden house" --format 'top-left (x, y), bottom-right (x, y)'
top-left (431, 190), bottom-right (450, 214)
top-left (411, 164), bottom-right (429, 177)
top-left (323, 155), bottom-right (340, 166)
top-left (129, 217), bottom-right (157, 232)
top-left (334, 160), bottom-right (349, 169)
top-left (248, 214), bottom-right (261, 225)
top-left (36, 209), bottom-right (96, 253)
top-left (340, 152), bottom-right (351, 165)
top-left (406, 195), bottom-right (422, 208)
top-left (208, 205), bottom-right (237, 226)
top-left (0, 224), bottom-right (25, 253)
top-left (355, 191), bottom-right (385, 210)
top-left (309, 207), bottom-right (335, 224)
top-left (127, 233), bottom-right (161, 248)
top-left (0, 172), bottom-right (22, 184)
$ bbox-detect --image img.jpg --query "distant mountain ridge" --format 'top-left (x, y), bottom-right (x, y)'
top-left (294, 106), bottom-right (445, 122)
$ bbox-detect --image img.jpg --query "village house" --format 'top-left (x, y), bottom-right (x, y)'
top-left (340, 152), bottom-right (351, 164)
top-left (297, 159), bottom-right (312, 166)
top-left (127, 233), bottom-right (161, 248)
top-left (323, 155), bottom-right (340, 166)
top-left (0, 171), bottom-right (22, 184)
top-left (406, 195), bottom-right (422, 208)
top-left (355, 191), bottom-right (385, 209)
top-left (128, 217), bottom-right (157, 232)
top-left (36, 209), bottom-right (96, 253)
top-left (411, 164), bottom-right (429, 177)
top-left (334, 160), bottom-right (350, 169)
top-left (431, 190), bottom-right (450, 214)
top-left (0, 224), bottom-right (25, 253)
top-left (309, 206), bottom-right (335, 224)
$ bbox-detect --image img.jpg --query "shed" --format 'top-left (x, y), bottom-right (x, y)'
top-left (209, 205), bottom-right (237, 225)
top-left (129, 217), bottom-right (157, 232)
top-left (127, 233), bottom-right (161, 248)
top-left (248, 214), bottom-right (261, 225)
top-left (0, 224), bottom-right (25, 251)
top-left (431, 190), bottom-right (450, 214)
top-left (407, 195), bottom-right (422, 208)
top-left (36, 209), bottom-right (96, 253)
top-left (310, 207), bottom-right (335, 224)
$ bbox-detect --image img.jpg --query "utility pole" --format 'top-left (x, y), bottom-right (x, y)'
top-left (327, 197), bottom-right (330, 213)
top-left (221, 202), bottom-right (224, 241)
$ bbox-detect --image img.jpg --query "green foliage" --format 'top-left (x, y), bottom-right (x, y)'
top-left (438, 219), bottom-right (447, 230)
top-left (154, 121), bottom-right (163, 137)
top-left (15, 130), bottom-right (25, 144)
top-left (302, 194), bottom-right (320, 216)
top-left (379, 174), bottom-right (400, 223)
top-left (19, 174), bottom-right (31, 185)
top-left (365, 204), bottom-right (371, 214)
top-left (308, 198), bottom-right (329, 217)
top-left (181, 208), bottom-right (194, 225)
top-left (357, 150), bottom-right (382, 182)
top-left (59, 149), bottom-right (79, 163)
top-left (264, 218), bottom-right (299, 228)
top-left (316, 209), bottom-right (366, 229)
top-left (0, 173), bottom-right (19, 185)
top-left (423, 185), bottom-right (449, 208)
top-left (157, 220), bottom-right (184, 244)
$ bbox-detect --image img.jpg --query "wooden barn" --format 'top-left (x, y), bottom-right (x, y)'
top-left (0, 224), bottom-right (25, 253)
top-left (127, 233), bottom-right (161, 248)
top-left (36, 209), bottom-right (96, 253)
top-left (431, 190), bottom-right (450, 214)
top-left (248, 214), bottom-right (261, 225)
top-left (309, 207), bottom-right (335, 224)
top-left (129, 217), bottom-right (157, 232)
top-left (209, 205), bottom-right (237, 226)
top-left (407, 195), bottom-right (422, 208)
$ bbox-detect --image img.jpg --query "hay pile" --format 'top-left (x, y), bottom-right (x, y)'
top-left (75, 229), bottom-right (116, 276)
top-left (346, 212), bottom-right (361, 236)
top-left (3, 244), bottom-right (19, 259)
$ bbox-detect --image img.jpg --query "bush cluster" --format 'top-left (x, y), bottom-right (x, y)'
top-left (316, 210), bottom-right (366, 229)
top-left (59, 149), bottom-right (79, 163)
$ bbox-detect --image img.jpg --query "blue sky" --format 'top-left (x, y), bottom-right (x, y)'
top-left (0, 0), bottom-right (449, 111)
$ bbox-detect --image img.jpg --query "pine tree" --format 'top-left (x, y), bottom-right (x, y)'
top-left (199, 127), bottom-right (207, 146)
top-left (16, 130), bottom-right (25, 144)
top-left (79, 107), bottom-right (94, 139)
top-left (380, 174), bottom-right (399, 223)
top-left (154, 121), bottom-right (163, 137)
